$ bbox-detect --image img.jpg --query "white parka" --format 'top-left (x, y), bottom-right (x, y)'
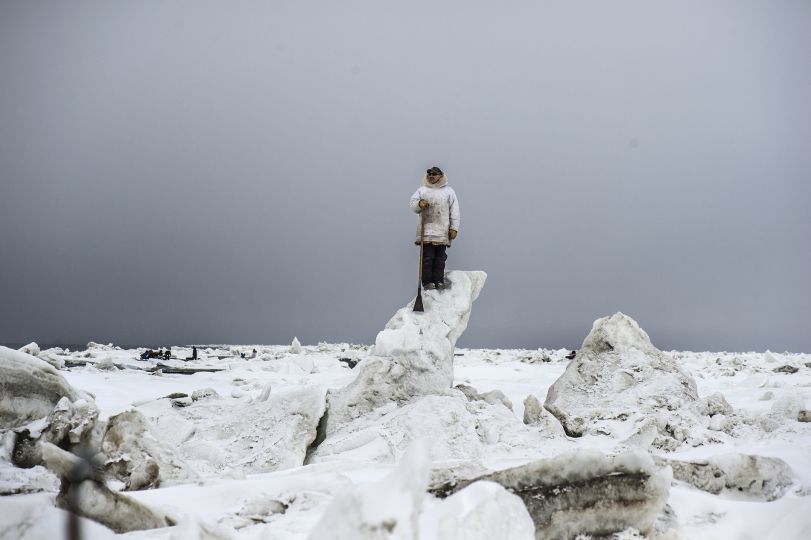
top-left (409, 174), bottom-right (460, 245)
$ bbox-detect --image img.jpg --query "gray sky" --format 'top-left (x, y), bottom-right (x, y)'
top-left (2, 0), bottom-right (810, 352)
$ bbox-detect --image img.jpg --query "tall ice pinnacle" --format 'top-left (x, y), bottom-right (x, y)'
top-left (323, 270), bottom-right (486, 434)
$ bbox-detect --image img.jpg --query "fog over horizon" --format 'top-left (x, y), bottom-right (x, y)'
top-left (2, 1), bottom-right (810, 353)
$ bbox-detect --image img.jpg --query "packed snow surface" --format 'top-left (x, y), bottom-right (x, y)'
top-left (2, 303), bottom-right (811, 538)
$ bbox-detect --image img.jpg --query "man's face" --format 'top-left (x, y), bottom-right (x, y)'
top-left (427, 173), bottom-right (441, 184)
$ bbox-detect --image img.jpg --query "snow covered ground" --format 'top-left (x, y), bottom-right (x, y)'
top-left (2, 277), bottom-right (811, 540)
top-left (2, 341), bottom-right (810, 539)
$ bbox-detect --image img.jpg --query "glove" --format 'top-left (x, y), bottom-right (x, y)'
top-left (418, 199), bottom-right (429, 209)
top-left (448, 229), bottom-right (458, 240)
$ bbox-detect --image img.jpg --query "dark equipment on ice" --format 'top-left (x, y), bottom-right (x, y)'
top-left (338, 357), bottom-right (359, 368)
top-left (413, 209), bottom-right (426, 312)
top-left (140, 349), bottom-right (161, 360)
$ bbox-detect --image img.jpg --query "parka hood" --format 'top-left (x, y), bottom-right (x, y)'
top-left (423, 174), bottom-right (448, 189)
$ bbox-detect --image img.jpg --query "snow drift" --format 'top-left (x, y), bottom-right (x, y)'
top-left (309, 442), bottom-right (535, 540)
top-left (141, 385), bottom-right (327, 476)
top-left (309, 393), bottom-right (548, 464)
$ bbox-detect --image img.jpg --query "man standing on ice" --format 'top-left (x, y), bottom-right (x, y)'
top-left (410, 166), bottom-right (460, 290)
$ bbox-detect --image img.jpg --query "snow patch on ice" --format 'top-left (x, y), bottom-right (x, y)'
top-left (308, 442), bottom-right (431, 539)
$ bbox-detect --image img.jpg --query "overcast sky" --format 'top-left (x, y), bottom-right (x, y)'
top-left (1, 1), bottom-right (809, 352)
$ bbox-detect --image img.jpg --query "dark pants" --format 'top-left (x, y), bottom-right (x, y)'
top-left (421, 243), bottom-right (447, 286)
